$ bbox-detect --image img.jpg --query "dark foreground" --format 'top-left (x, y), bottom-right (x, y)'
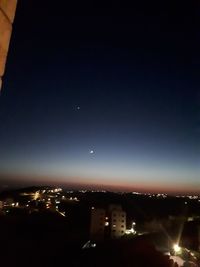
top-left (0, 213), bottom-right (178, 267)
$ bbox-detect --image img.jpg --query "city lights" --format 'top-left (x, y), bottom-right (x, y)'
top-left (125, 221), bottom-right (136, 235)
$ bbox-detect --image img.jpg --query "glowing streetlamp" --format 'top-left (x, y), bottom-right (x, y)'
top-left (173, 244), bottom-right (181, 254)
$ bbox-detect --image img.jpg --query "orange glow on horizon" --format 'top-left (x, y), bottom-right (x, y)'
top-left (0, 171), bottom-right (199, 195)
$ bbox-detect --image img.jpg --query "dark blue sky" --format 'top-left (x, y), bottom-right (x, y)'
top-left (0, 0), bottom-right (199, 193)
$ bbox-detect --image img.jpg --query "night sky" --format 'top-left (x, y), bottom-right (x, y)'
top-left (0, 0), bottom-right (199, 193)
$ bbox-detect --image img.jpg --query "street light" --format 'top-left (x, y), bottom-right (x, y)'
top-left (173, 244), bottom-right (181, 253)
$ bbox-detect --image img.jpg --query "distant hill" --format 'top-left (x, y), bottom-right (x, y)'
top-left (0, 186), bottom-right (52, 199)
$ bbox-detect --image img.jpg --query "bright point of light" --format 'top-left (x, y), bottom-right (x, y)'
top-left (125, 222), bottom-right (137, 235)
top-left (173, 244), bottom-right (181, 253)
top-left (33, 191), bottom-right (40, 200)
top-left (125, 230), bottom-right (131, 235)
top-left (90, 150), bottom-right (94, 154)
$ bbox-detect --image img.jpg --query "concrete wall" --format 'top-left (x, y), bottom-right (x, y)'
top-left (90, 208), bottom-right (106, 241)
top-left (0, 0), bottom-right (17, 89)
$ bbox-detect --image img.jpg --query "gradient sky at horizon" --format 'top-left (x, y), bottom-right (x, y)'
top-left (0, 0), bottom-right (199, 193)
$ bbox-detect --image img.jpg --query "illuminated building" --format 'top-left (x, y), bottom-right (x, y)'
top-left (109, 205), bottom-right (126, 239)
top-left (0, 0), bottom-right (17, 90)
top-left (90, 205), bottom-right (127, 240)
